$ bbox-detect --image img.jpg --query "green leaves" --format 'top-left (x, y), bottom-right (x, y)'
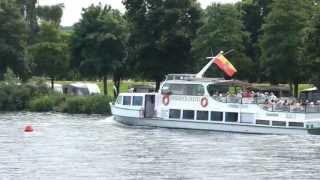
top-left (0, 1), bottom-right (28, 80)
top-left (259, 0), bottom-right (313, 84)
top-left (37, 4), bottom-right (64, 25)
top-left (192, 3), bottom-right (252, 79)
top-left (71, 4), bottom-right (127, 95)
top-left (124, 0), bottom-right (202, 86)
top-left (27, 22), bottom-right (70, 86)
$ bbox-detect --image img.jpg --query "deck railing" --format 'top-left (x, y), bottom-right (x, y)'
top-left (212, 96), bottom-right (320, 113)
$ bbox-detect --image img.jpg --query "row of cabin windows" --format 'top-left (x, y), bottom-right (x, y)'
top-left (169, 109), bottom-right (304, 128)
top-left (169, 109), bottom-right (238, 122)
top-left (255, 120), bottom-right (304, 127)
top-left (117, 96), bottom-right (143, 106)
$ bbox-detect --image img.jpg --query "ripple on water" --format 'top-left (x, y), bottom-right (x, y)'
top-left (0, 112), bottom-right (320, 180)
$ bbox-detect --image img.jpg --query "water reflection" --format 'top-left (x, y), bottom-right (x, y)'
top-left (0, 112), bottom-right (320, 179)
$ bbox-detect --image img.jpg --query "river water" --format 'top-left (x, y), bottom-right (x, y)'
top-left (1, 112), bottom-right (320, 180)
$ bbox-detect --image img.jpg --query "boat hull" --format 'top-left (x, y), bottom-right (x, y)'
top-left (113, 115), bottom-right (309, 135)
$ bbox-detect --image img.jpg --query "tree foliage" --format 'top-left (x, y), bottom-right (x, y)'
top-left (192, 3), bottom-right (253, 80)
top-left (71, 4), bottom-right (127, 95)
top-left (240, 0), bottom-right (273, 81)
top-left (17, 0), bottom-right (38, 42)
top-left (0, 1), bottom-right (28, 80)
top-left (37, 4), bottom-right (64, 25)
top-left (259, 0), bottom-right (314, 95)
top-left (123, 0), bottom-right (202, 89)
top-left (304, 12), bottom-right (320, 89)
top-left (28, 22), bottom-right (70, 88)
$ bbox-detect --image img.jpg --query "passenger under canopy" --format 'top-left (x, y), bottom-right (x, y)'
top-left (207, 79), bottom-right (251, 96)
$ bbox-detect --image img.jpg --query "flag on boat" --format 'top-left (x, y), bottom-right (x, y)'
top-left (213, 54), bottom-right (237, 77)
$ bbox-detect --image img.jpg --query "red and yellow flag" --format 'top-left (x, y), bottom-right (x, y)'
top-left (212, 54), bottom-right (237, 77)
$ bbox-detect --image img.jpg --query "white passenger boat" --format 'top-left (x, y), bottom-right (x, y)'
top-left (111, 54), bottom-right (320, 135)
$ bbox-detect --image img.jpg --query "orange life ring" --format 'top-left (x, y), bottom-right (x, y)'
top-left (201, 97), bottom-right (208, 107)
top-left (162, 95), bottom-right (170, 106)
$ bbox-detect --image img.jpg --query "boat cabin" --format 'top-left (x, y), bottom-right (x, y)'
top-left (114, 93), bottom-right (156, 118)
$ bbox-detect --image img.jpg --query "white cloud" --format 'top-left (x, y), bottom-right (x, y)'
top-left (38, 0), bottom-right (239, 26)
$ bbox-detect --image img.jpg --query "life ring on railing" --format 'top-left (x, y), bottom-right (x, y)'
top-left (162, 95), bottom-right (170, 106)
top-left (201, 97), bottom-right (208, 107)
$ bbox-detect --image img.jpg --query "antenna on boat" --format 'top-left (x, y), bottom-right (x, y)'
top-left (195, 49), bottom-right (235, 78)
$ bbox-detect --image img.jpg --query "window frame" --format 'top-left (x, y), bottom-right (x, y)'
top-left (210, 111), bottom-right (223, 121)
top-left (116, 96), bottom-right (123, 105)
top-left (225, 112), bottom-right (238, 123)
top-left (132, 96), bottom-right (143, 106)
top-left (271, 121), bottom-right (287, 127)
top-left (182, 110), bottom-right (195, 120)
top-left (196, 111), bottom-right (209, 121)
top-left (123, 96), bottom-right (132, 106)
top-left (169, 109), bottom-right (181, 119)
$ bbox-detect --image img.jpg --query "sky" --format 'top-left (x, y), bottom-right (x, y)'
top-left (39, 0), bottom-right (240, 26)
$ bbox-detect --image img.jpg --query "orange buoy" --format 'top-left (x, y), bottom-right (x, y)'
top-left (24, 125), bottom-right (33, 132)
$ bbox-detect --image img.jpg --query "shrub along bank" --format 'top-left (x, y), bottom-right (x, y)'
top-left (29, 94), bottom-right (112, 114)
top-left (0, 78), bottom-right (112, 115)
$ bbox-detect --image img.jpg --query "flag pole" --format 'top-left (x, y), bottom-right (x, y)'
top-left (195, 51), bottom-right (223, 78)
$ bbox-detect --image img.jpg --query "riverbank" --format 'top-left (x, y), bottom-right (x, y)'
top-left (0, 78), bottom-right (112, 115)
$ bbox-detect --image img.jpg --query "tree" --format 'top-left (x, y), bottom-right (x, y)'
top-left (71, 4), bottom-right (127, 95)
top-left (240, 0), bottom-right (273, 81)
top-left (259, 0), bottom-right (314, 96)
top-left (123, 0), bottom-right (202, 90)
top-left (192, 3), bottom-right (253, 80)
top-left (0, 1), bottom-right (28, 80)
top-left (37, 4), bottom-right (64, 25)
top-left (28, 22), bottom-right (70, 89)
top-left (17, 0), bottom-right (38, 43)
top-left (304, 11), bottom-right (320, 89)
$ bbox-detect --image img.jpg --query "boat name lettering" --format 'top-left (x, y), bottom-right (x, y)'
top-left (266, 113), bottom-right (279, 117)
top-left (229, 105), bottom-right (239, 108)
top-left (286, 113), bottom-right (296, 119)
top-left (171, 96), bottom-right (201, 102)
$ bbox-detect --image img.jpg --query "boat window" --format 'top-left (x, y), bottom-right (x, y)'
top-left (211, 111), bottom-right (223, 121)
top-left (196, 111), bottom-right (208, 121)
top-left (288, 122), bottom-right (304, 127)
top-left (225, 112), bottom-right (238, 122)
top-left (132, 96), bottom-right (143, 106)
top-left (116, 96), bottom-right (123, 104)
top-left (123, 96), bottom-right (131, 105)
top-left (272, 121), bottom-right (286, 127)
top-left (207, 84), bottom-right (229, 96)
top-left (256, 120), bottom-right (270, 125)
top-left (169, 109), bottom-right (181, 119)
top-left (183, 110), bottom-right (195, 120)
top-left (161, 83), bottom-right (205, 96)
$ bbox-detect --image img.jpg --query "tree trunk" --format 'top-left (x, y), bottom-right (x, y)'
top-left (103, 75), bottom-right (108, 96)
top-left (294, 82), bottom-right (299, 98)
top-left (51, 77), bottom-right (54, 89)
top-left (289, 81), bottom-right (293, 97)
top-left (156, 80), bottom-right (161, 92)
top-left (113, 74), bottom-right (120, 97)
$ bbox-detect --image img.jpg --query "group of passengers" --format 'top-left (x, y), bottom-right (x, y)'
top-left (212, 90), bottom-right (320, 112)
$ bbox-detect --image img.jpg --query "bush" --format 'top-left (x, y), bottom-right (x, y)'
top-left (58, 95), bottom-right (112, 114)
top-left (29, 94), bottom-right (65, 112)
top-left (0, 77), bottom-right (50, 111)
top-left (29, 95), bottom-right (54, 112)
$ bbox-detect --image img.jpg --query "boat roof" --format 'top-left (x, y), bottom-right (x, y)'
top-left (165, 74), bottom-right (250, 86)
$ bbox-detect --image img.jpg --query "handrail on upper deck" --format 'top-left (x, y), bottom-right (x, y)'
top-left (212, 96), bottom-right (320, 113)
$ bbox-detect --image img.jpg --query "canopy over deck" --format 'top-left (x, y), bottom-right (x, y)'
top-left (248, 85), bottom-right (290, 97)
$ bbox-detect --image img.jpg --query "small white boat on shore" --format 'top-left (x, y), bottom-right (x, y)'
top-left (111, 53), bottom-right (320, 135)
